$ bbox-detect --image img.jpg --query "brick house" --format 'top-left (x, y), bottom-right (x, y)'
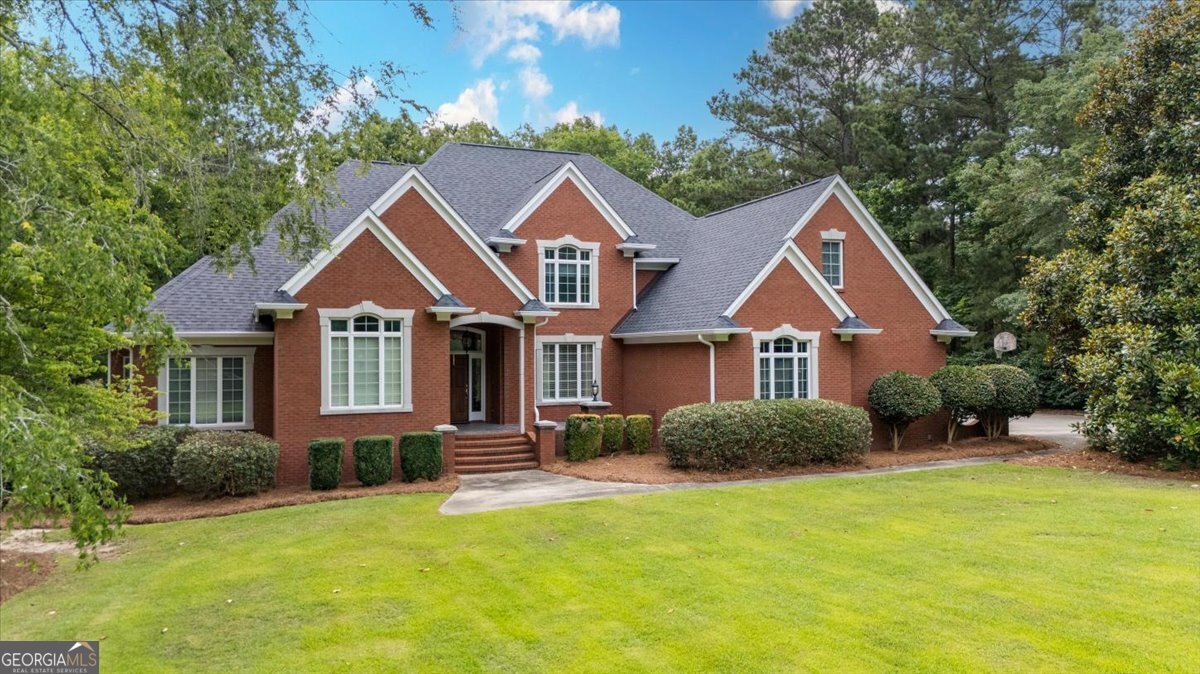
top-left (124, 143), bottom-right (974, 483)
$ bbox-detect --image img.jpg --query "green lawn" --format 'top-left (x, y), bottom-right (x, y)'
top-left (2, 465), bottom-right (1198, 673)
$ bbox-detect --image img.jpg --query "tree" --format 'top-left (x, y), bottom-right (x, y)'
top-left (868, 371), bottom-right (942, 451)
top-left (514, 118), bottom-right (660, 187)
top-left (0, 0), bottom-right (430, 558)
top-left (655, 127), bottom-right (786, 215)
top-left (1024, 0), bottom-right (1200, 465)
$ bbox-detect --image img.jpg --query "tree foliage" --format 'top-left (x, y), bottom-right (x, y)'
top-left (1024, 0), bottom-right (1200, 466)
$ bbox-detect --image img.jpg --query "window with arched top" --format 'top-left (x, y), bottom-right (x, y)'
top-left (320, 303), bottom-right (413, 413)
top-left (757, 337), bottom-right (811, 400)
top-left (539, 237), bottom-right (599, 308)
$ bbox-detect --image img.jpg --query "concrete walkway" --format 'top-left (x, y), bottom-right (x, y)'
top-left (439, 411), bottom-right (1085, 515)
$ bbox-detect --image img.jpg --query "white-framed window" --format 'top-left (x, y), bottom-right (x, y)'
top-left (319, 302), bottom-right (414, 415)
top-left (536, 335), bottom-right (602, 403)
top-left (752, 326), bottom-right (820, 400)
top-left (157, 346), bottom-right (255, 429)
top-left (820, 230), bottom-right (845, 289)
top-left (538, 236), bottom-right (599, 308)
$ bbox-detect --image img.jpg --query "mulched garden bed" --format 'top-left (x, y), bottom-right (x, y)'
top-left (544, 436), bottom-right (1056, 485)
top-left (1012, 449), bottom-right (1200, 483)
top-left (126, 477), bottom-right (459, 524)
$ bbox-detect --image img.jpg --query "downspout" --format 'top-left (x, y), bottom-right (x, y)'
top-left (531, 317), bottom-right (552, 424)
top-left (697, 334), bottom-right (716, 403)
top-left (632, 260), bottom-right (638, 310)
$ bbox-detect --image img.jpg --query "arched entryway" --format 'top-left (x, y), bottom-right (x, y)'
top-left (447, 313), bottom-right (526, 432)
top-left (449, 327), bottom-right (486, 422)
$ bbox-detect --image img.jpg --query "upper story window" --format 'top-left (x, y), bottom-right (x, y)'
top-left (821, 241), bottom-right (843, 288)
top-left (757, 337), bottom-right (811, 400)
top-left (160, 348), bottom-right (254, 429)
top-left (319, 303), bottom-right (414, 414)
top-left (539, 237), bottom-right (599, 308)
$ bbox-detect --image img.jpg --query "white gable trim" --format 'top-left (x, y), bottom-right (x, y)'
top-left (786, 177), bottom-right (951, 322)
top-left (501, 162), bottom-right (634, 240)
top-left (280, 208), bottom-right (448, 299)
top-left (283, 168), bottom-right (535, 302)
top-left (725, 241), bottom-right (853, 321)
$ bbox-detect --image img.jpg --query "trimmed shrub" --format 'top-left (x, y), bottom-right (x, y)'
top-left (564, 415), bottom-right (603, 461)
top-left (977, 364), bottom-right (1038, 439)
top-left (661, 399), bottom-right (871, 471)
top-left (868, 371), bottom-right (942, 451)
top-left (307, 438), bottom-right (344, 490)
top-left (626, 415), bottom-right (652, 454)
top-left (353, 436), bottom-right (394, 486)
top-left (930, 365), bottom-right (996, 442)
top-left (88, 425), bottom-right (191, 500)
top-left (173, 431), bottom-right (279, 498)
top-left (601, 414), bottom-right (625, 455)
top-left (400, 432), bottom-right (443, 482)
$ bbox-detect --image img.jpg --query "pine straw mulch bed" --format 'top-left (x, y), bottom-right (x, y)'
top-left (544, 436), bottom-right (1056, 485)
top-left (0, 552), bottom-right (56, 605)
top-left (1011, 450), bottom-right (1200, 483)
top-left (125, 476), bottom-right (459, 525)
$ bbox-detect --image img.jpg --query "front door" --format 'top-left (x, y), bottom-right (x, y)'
top-left (450, 328), bottom-right (486, 424)
top-left (450, 354), bottom-right (470, 424)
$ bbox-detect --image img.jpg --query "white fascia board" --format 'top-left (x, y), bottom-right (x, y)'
top-left (613, 327), bottom-right (750, 345)
top-left (176, 331), bottom-right (274, 345)
top-left (501, 162), bottom-right (635, 240)
top-left (616, 242), bottom-right (657, 257)
top-left (255, 302), bottom-right (307, 320)
top-left (634, 258), bottom-right (680, 271)
top-left (279, 209), bottom-right (449, 300)
top-left (787, 177), bottom-right (951, 322)
top-left (931, 328), bottom-right (978, 344)
top-left (724, 241), bottom-right (853, 321)
top-left (831, 328), bottom-right (883, 335)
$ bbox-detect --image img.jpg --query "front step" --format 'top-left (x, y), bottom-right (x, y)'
top-left (455, 432), bottom-right (539, 474)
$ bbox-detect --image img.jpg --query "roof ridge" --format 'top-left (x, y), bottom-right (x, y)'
top-left (700, 176), bottom-right (834, 219)
top-left (452, 142), bottom-right (583, 156)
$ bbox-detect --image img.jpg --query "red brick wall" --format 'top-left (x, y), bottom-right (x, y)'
top-left (792, 195), bottom-right (949, 448)
top-left (276, 229), bottom-right (451, 485)
top-left (502, 180), bottom-right (634, 424)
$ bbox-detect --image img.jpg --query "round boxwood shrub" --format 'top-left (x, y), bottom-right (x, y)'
top-left (173, 431), bottom-right (279, 498)
top-left (601, 414), bottom-right (625, 455)
top-left (929, 365), bottom-right (995, 442)
top-left (88, 425), bottom-right (191, 500)
top-left (661, 399), bottom-right (871, 471)
top-left (868, 371), bottom-right (942, 451)
top-left (400, 432), bottom-right (442, 482)
top-left (307, 438), bottom-right (344, 491)
top-left (564, 415), bottom-right (603, 461)
top-left (977, 364), bottom-right (1038, 438)
top-left (353, 435), bottom-right (394, 486)
top-left (626, 415), bottom-right (652, 454)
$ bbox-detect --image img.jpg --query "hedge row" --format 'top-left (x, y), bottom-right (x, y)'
top-left (87, 425), bottom-right (192, 500)
top-left (661, 399), bottom-right (871, 471)
top-left (308, 432), bottom-right (443, 489)
top-left (565, 415), bottom-right (603, 461)
top-left (173, 431), bottom-right (279, 498)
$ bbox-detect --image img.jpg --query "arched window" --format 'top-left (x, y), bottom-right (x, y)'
top-left (543, 245), bottom-right (593, 305)
top-left (321, 305), bottom-right (412, 412)
top-left (757, 337), bottom-right (811, 400)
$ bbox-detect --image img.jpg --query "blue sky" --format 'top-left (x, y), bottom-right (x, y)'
top-left (304, 0), bottom-right (810, 141)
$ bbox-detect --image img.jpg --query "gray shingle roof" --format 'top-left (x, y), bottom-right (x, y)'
top-left (149, 144), bottom-right (963, 337)
top-left (612, 177), bottom-right (838, 335)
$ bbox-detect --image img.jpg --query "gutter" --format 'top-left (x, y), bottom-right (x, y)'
top-left (697, 334), bottom-right (716, 403)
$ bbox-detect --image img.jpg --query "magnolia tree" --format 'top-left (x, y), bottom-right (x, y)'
top-left (1024, 0), bottom-right (1200, 466)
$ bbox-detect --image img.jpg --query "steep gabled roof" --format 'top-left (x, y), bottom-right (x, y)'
top-left (613, 177), bottom-right (838, 335)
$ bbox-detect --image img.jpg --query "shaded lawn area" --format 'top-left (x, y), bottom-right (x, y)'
top-left (2, 465), bottom-right (1197, 673)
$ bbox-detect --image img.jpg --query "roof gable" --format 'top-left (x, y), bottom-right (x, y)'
top-left (501, 161), bottom-right (634, 239)
top-left (726, 241), bottom-right (853, 321)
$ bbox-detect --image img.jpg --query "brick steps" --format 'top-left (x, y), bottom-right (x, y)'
top-left (455, 432), bottom-right (538, 474)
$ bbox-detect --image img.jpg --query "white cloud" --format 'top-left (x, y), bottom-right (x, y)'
top-left (459, 1), bottom-right (621, 66)
top-left (519, 65), bottom-right (553, 100)
top-left (552, 100), bottom-right (603, 126)
top-left (428, 79), bottom-right (500, 128)
top-left (506, 43), bottom-right (542, 64)
top-left (299, 76), bottom-right (378, 134)
top-left (764, 0), bottom-right (807, 19)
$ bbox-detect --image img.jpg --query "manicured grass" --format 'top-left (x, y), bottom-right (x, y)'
top-left (2, 465), bottom-right (1198, 672)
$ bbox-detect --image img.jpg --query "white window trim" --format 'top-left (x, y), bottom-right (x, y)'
top-left (537, 236), bottom-right (600, 309)
top-left (821, 237), bottom-right (844, 289)
top-left (751, 325), bottom-right (820, 400)
top-left (535, 334), bottom-right (603, 404)
top-left (319, 302), bottom-right (414, 415)
top-left (157, 346), bottom-right (256, 430)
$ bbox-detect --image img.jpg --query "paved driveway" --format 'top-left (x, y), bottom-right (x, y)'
top-left (440, 411), bottom-right (1086, 515)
